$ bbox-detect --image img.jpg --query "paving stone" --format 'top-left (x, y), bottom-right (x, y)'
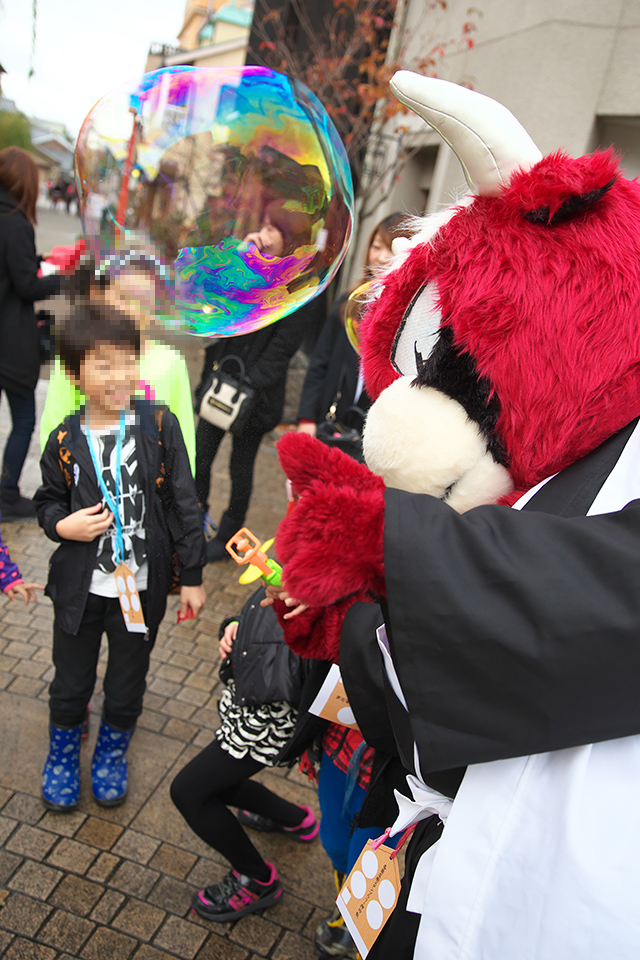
top-left (152, 915), bottom-right (208, 959)
top-left (80, 925), bottom-right (137, 960)
top-left (162, 718), bottom-right (199, 742)
top-left (2, 641), bottom-right (38, 659)
top-left (0, 889), bottom-right (9, 906)
top-left (188, 707), bottom-right (219, 729)
top-left (0, 891), bottom-right (52, 936)
top-left (6, 676), bottom-right (46, 698)
top-left (161, 699), bottom-right (197, 721)
top-left (85, 851), bottom-right (120, 883)
top-left (1, 625), bottom-right (36, 643)
top-left (90, 887), bottom-right (126, 924)
top-left (111, 830), bottom-right (161, 865)
top-left (148, 843), bottom-right (198, 880)
top-left (112, 898), bottom-right (166, 940)
top-left (38, 908), bottom-right (95, 953)
top-left (0, 671), bottom-right (13, 690)
top-left (147, 874), bottom-right (193, 916)
top-left (0, 786), bottom-right (12, 809)
top-left (39, 809), bottom-right (87, 838)
top-left (13, 659), bottom-right (48, 680)
top-left (142, 693), bottom-right (167, 713)
top-left (137, 710), bottom-right (168, 734)
top-left (0, 655), bottom-right (18, 673)
top-left (74, 816), bottom-right (123, 850)
top-left (268, 894), bottom-right (315, 932)
top-left (185, 858), bottom-right (228, 889)
top-left (301, 907), bottom-right (327, 940)
top-left (147, 678), bottom-right (182, 699)
top-left (48, 874), bottom-right (104, 916)
top-left (0, 814), bottom-right (18, 845)
top-left (175, 687), bottom-right (210, 708)
top-left (5, 823), bottom-right (57, 861)
top-left (183, 673), bottom-right (216, 693)
top-left (271, 931), bottom-right (317, 960)
top-left (168, 653), bottom-right (200, 673)
top-left (155, 664), bottom-right (189, 684)
top-left (2, 939), bottom-right (57, 960)
top-left (0, 931), bottom-right (13, 954)
top-left (7, 860), bottom-right (62, 900)
top-left (195, 934), bottom-right (250, 960)
top-left (0, 850), bottom-right (22, 884)
top-left (192, 729), bottom-right (214, 749)
top-left (46, 837), bottom-right (98, 874)
top-left (229, 915), bottom-right (280, 956)
top-left (132, 944), bottom-right (181, 960)
top-left (2, 792), bottom-right (45, 825)
top-left (109, 860), bottom-right (160, 899)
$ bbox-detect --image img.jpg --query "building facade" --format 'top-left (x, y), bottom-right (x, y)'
top-left (145, 0), bottom-right (254, 72)
top-left (348, 0), bottom-right (640, 283)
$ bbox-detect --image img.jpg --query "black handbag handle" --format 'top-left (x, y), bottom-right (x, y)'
top-left (212, 354), bottom-right (248, 399)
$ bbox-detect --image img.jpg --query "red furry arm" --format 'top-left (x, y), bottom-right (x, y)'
top-left (273, 594), bottom-right (368, 663)
top-left (276, 433), bottom-right (386, 607)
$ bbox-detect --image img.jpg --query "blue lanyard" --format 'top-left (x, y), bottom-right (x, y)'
top-left (87, 411), bottom-right (125, 565)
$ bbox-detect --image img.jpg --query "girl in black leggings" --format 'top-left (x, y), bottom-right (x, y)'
top-left (171, 588), bottom-right (318, 923)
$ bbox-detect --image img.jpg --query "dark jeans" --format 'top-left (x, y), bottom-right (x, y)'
top-left (195, 419), bottom-right (265, 521)
top-left (170, 736), bottom-right (305, 879)
top-left (0, 389), bottom-right (36, 497)
top-left (49, 592), bottom-right (157, 730)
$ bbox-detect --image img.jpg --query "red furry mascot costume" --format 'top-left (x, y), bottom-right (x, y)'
top-left (273, 73), bottom-right (640, 959)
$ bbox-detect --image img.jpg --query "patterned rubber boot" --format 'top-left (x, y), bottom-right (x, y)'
top-left (42, 724), bottom-right (82, 811)
top-left (314, 871), bottom-right (355, 958)
top-left (91, 719), bottom-right (133, 807)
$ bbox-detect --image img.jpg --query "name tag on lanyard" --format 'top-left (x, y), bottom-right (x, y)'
top-left (87, 413), bottom-right (147, 635)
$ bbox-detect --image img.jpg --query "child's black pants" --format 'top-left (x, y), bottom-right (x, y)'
top-left (171, 737), bottom-right (305, 880)
top-left (49, 592), bottom-right (156, 730)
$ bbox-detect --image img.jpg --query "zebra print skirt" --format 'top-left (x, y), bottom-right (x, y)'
top-left (216, 679), bottom-right (297, 766)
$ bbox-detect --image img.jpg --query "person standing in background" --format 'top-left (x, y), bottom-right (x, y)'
top-left (0, 147), bottom-right (61, 518)
top-left (297, 213), bottom-right (412, 440)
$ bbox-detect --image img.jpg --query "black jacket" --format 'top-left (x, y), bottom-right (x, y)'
top-left (34, 400), bottom-right (205, 636)
top-left (0, 185), bottom-right (61, 396)
top-left (196, 309), bottom-right (307, 433)
top-left (219, 585), bottom-right (308, 707)
top-left (297, 298), bottom-right (370, 428)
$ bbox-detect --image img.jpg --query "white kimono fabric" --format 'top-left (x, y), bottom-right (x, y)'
top-left (394, 421), bottom-right (640, 960)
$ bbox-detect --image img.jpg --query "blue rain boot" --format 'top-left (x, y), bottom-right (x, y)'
top-left (42, 724), bottom-right (82, 811)
top-left (91, 719), bottom-right (133, 807)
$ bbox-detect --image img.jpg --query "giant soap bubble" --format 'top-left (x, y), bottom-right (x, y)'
top-left (75, 66), bottom-right (354, 336)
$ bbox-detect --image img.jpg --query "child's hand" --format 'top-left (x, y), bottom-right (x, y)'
top-left (261, 583), bottom-right (307, 619)
top-left (179, 584), bottom-right (206, 622)
top-left (55, 503), bottom-right (113, 542)
top-left (6, 582), bottom-right (44, 605)
top-left (219, 620), bottom-right (238, 660)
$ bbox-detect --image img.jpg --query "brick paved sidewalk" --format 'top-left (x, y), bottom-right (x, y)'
top-left (0, 431), bottom-right (336, 960)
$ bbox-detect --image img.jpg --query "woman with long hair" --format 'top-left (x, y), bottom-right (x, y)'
top-left (0, 147), bottom-right (61, 518)
top-left (297, 212), bottom-right (411, 440)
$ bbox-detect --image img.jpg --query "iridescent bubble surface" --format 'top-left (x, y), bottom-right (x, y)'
top-left (75, 66), bottom-right (354, 336)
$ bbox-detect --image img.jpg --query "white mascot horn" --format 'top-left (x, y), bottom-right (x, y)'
top-left (390, 71), bottom-right (542, 195)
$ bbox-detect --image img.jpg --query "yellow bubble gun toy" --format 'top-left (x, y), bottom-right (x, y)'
top-left (225, 528), bottom-right (283, 587)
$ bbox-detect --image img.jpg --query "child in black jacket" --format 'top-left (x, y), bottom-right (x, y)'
top-left (35, 302), bottom-right (205, 811)
top-left (171, 584), bottom-right (318, 923)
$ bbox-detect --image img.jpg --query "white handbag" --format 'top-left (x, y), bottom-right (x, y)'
top-left (198, 355), bottom-right (256, 435)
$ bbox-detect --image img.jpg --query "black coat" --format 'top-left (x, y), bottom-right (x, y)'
top-left (219, 585), bottom-right (308, 707)
top-left (34, 400), bottom-right (205, 636)
top-left (297, 298), bottom-right (370, 428)
top-left (0, 185), bottom-right (60, 396)
top-left (197, 308), bottom-right (307, 434)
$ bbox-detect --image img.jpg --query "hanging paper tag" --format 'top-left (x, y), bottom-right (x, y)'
top-left (336, 841), bottom-right (401, 958)
top-left (308, 663), bottom-right (359, 730)
top-left (114, 563), bottom-right (147, 634)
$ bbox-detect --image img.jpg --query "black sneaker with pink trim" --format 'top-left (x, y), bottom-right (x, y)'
top-left (237, 805), bottom-right (319, 843)
top-left (191, 863), bottom-right (283, 922)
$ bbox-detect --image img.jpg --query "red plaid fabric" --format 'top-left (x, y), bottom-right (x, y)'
top-left (322, 723), bottom-right (375, 790)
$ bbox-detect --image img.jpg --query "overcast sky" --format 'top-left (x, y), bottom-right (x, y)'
top-left (0, 0), bottom-right (185, 138)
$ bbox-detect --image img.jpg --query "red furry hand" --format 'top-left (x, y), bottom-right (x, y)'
top-left (276, 433), bottom-right (386, 607)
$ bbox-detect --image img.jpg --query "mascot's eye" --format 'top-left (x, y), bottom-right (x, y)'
top-left (390, 282), bottom-right (442, 377)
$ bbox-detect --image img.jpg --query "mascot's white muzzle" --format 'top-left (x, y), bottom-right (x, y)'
top-left (363, 378), bottom-right (513, 513)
